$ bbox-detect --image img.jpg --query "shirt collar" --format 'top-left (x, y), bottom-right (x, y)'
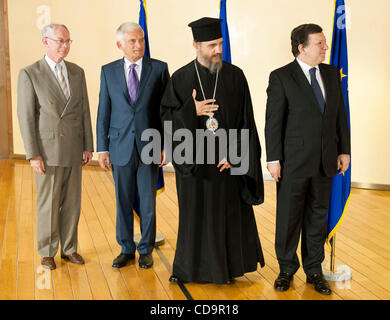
top-left (124, 56), bottom-right (143, 70)
top-left (296, 57), bottom-right (319, 74)
top-left (44, 55), bottom-right (66, 71)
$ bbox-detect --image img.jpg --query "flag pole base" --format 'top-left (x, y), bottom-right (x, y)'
top-left (322, 261), bottom-right (352, 282)
top-left (134, 233), bottom-right (165, 247)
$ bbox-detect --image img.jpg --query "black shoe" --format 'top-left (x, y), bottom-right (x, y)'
top-left (112, 253), bottom-right (135, 268)
top-left (274, 272), bottom-right (294, 292)
top-left (226, 278), bottom-right (235, 285)
top-left (307, 273), bottom-right (332, 295)
top-left (169, 275), bottom-right (180, 283)
top-left (169, 275), bottom-right (188, 284)
top-left (139, 253), bottom-right (153, 269)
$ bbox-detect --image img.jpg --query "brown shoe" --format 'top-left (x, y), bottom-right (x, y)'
top-left (61, 252), bottom-right (85, 265)
top-left (41, 257), bottom-right (56, 270)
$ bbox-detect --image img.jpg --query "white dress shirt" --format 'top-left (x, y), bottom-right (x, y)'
top-left (267, 58), bottom-right (326, 165)
top-left (124, 56), bottom-right (143, 86)
top-left (296, 57), bottom-right (326, 100)
top-left (44, 55), bottom-right (71, 96)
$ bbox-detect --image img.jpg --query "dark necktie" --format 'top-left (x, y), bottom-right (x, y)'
top-left (309, 67), bottom-right (325, 113)
top-left (128, 63), bottom-right (139, 104)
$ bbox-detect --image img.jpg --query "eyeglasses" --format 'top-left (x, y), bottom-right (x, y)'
top-left (46, 37), bottom-right (73, 45)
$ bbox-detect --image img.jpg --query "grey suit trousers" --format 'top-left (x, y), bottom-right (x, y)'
top-left (35, 165), bottom-right (82, 257)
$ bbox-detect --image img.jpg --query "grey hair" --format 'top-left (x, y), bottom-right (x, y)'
top-left (41, 23), bottom-right (69, 38)
top-left (116, 22), bottom-right (144, 44)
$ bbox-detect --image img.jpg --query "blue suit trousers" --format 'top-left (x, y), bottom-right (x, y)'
top-left (112, 148), bottom-right (158, 255)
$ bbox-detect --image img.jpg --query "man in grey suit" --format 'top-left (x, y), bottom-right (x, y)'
top-left (17, 23), bottom-right (94, 270)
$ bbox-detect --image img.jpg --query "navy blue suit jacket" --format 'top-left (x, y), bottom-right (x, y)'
top-left (97, 57), bottom-right (169, 165)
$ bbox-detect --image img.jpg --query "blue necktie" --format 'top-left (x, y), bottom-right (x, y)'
top-left (309, 67), bottom-right (325, 113)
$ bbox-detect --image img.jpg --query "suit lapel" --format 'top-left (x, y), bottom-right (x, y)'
top-left (61, 61), bottom-right (77, 117)
top-left (136, 56), bottom-right (152, 102)
top-left (290, 60), bottom-right (323, 114)
top-left (319, 64), bottom-right (332, 114)
top-left (114, 57), bottom-right (151, 107)
top-left (39, 58), bottom-right (68, 114)
top-left (115, 58), bottom-right (132, 105)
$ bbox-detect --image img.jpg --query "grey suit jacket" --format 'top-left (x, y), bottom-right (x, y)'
top-left (17, 57), bottom-right (94, 167)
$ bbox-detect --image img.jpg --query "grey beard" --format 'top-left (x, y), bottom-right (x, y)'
top-left (209, 60), bottom-right (223, 74)
top-left (198, 55), bottom-right (223, 74)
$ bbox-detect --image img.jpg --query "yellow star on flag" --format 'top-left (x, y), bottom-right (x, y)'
top-left (340, 68), bottom-right (348, 91)
top-left (340, 68), bottom-right (347, 79)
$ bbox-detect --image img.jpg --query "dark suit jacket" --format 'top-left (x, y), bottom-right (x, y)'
top-left (96, 56), bottom-right (169, 166)
top-left (265, 59), bottom-right (350, 178)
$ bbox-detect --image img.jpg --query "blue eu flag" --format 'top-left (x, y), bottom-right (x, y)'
top-left (133, 0), bottom-right (165, 216)
top-left (219, 0), bottom-right (231, 63)
top-left (326, 0), bottom-right (351, 249)
top-left (139, 0), bottom-right (150, 58)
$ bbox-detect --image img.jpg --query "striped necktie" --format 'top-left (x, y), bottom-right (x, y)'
top-left (56, 63), bottom-right (70, 100)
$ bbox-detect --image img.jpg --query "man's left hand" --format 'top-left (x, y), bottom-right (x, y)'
top-left (83, 151), bottom-right (93, 166)
top-left (337, 154), bottom-right (350, 174)
top-left (217, 158), bottom-right (232, 172)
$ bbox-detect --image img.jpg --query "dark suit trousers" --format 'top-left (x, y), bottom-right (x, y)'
top-left (275, 169), bottom-right (333, 276)
top-left (112, 148), bottom-right (158, 255)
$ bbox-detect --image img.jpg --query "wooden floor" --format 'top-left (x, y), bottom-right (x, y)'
top-left (0, 158), bottom-right (389, 300)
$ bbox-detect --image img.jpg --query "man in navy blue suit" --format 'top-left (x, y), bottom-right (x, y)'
top-left (97, 22), bottom-right (169, 269)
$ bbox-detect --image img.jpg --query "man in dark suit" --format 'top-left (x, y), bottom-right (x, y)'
top-left (265, 24), bottom-right (350, 295)
top-left (96, 22), bottom-right (169, 269)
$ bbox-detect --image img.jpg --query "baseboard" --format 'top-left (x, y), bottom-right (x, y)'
top-left (163, 163), bottom-right (175, 172)
top-left (263, 172), bottom-right (273, 181)
top-left (6, 154), bottom-right (390, 190)
top-left (7, 155), bottom-right (175, 173)
top-left (9, 153), bottom-right (26, 160)
top-left (351, 182), bottom-right (390, 191)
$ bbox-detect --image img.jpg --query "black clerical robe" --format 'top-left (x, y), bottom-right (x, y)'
top-left (161, 60), bottom-right (265, 284)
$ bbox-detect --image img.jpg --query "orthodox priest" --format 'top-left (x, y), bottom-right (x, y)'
top-left (161, 17), bottom-right (265, 284)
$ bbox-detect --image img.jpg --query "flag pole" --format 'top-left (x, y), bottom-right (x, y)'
top-left (330, 234), bottom-right (336, 272)
top-left (322, 0), bottom-right (352, 283)
top-left (133, 0), bottom-right (165, 247)
top-left (324, 233), bottom-right (351, 282)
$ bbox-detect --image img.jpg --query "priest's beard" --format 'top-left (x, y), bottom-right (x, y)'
top-left (209, 59), bottom-right (223, 74)
top-left (198, 54), bottom-right (223, 74)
